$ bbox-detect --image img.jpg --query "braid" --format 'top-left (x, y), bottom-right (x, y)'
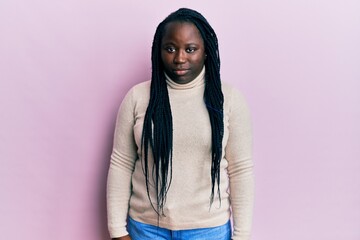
top-left (141, 8), bottom-right (224, 215)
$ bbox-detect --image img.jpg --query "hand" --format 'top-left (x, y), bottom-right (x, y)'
top-left (112, 235), bottom-right (131, 240)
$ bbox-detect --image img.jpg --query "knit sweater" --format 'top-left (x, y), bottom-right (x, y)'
top-left (107, 68), bottom-right (254, 240)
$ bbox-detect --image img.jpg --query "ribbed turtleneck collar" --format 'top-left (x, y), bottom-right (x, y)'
top-left (165, 67), bottom-right (205, 90)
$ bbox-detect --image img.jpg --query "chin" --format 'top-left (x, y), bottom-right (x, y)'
top-left (175, 77), bottom-right (191, 84)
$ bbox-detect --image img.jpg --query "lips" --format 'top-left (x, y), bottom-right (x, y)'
top-left (173, 69), bottom-right (189, 76)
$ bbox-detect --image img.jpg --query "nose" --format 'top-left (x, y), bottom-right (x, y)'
top-left (174, 49), bottom-right (186, 64)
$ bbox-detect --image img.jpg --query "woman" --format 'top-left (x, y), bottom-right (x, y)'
top-left (107, 8), bottom-right (254, 240)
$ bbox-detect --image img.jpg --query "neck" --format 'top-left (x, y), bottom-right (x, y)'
top-left (165, 67), bottom-right (205, 90)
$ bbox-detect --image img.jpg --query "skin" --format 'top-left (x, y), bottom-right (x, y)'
top-left (161, 21), bottom-right (206, 84)
top-left (112, 21), bottom-right (206, 240)
top-left (112, 236), bottom-right (131, 240)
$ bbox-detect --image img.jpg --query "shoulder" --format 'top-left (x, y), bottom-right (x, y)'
top-left (221, 82), bottom-right (251, 120)
top-left (128, 80), bottom-right (151, 97)
top-left (118, 80), bottom-right (151, 113)
top-left (222, 81), bottom-right (248, 108)
top-left (122, 80), bottom-right (150, 102)
top-left (221, 82), bottom-right (252, 129)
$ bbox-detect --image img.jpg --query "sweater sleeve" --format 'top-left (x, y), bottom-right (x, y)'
top-left (107, 88), bottom-right (138, 238)
top-left (225, 88), bottom-right (254, 240)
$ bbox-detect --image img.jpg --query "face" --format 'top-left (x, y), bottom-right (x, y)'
top-left (161, 21), bottom-right (206, 84)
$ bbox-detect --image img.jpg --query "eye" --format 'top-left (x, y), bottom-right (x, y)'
top-left (165, 47), bottom-right (176, 53)
top-left (186, 47), bottom-right (196, 53)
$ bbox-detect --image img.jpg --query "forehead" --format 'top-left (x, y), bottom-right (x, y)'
top-left (161, 21), bottom-right (204, 44)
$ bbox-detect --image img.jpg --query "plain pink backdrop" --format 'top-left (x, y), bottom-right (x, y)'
top-left (1, 1), bottom-right (359, 239)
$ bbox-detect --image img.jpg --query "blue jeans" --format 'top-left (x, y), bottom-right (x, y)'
top-left (127, 217), bottom-right (231, 240)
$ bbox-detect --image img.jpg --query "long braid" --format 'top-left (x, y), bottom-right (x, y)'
top-left (141, 8), bottom-right (224, 215)
top-left (141, 26), bottom-right (173, 215)
top-left (192, 18), bottom-right (224, 206)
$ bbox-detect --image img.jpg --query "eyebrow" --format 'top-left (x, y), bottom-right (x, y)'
top-left (161, 42), bottom-right (200, 46)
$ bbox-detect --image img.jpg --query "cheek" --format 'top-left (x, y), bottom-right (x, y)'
top-left (161, 53), bottom-right (171, 67)
top-left (160, 52), bottom-right (166, 65)
top-left (195, 53), bottom-right (206, 66)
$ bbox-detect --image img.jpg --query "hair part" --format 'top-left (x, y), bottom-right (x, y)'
top-left (141, 8), bottom-right (224, 215)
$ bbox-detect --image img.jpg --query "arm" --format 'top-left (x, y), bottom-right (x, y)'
top-left (225, 88), bottom-right (254, 240)
top-left (107, 89), bottom-right (137, 238)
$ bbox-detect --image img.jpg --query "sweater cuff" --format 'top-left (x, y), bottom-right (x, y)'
top-left (108, 226), bottom-right (129, 239)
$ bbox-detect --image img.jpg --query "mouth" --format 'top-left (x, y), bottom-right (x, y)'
top-left (173, 69), bottom-right (189, 76)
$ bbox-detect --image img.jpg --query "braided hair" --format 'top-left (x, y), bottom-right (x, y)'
top-left (141, 8), bottom-right (224, 215)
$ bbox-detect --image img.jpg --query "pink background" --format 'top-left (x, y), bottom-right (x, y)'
top-left (1, 1), bottom-right (359, 239)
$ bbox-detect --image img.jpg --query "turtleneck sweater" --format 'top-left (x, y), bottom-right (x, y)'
top-left (107, 68), bottom-right (254, 240)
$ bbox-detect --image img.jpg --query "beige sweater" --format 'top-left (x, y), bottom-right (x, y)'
top-left (107, 68), bottom-right (254, 240)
